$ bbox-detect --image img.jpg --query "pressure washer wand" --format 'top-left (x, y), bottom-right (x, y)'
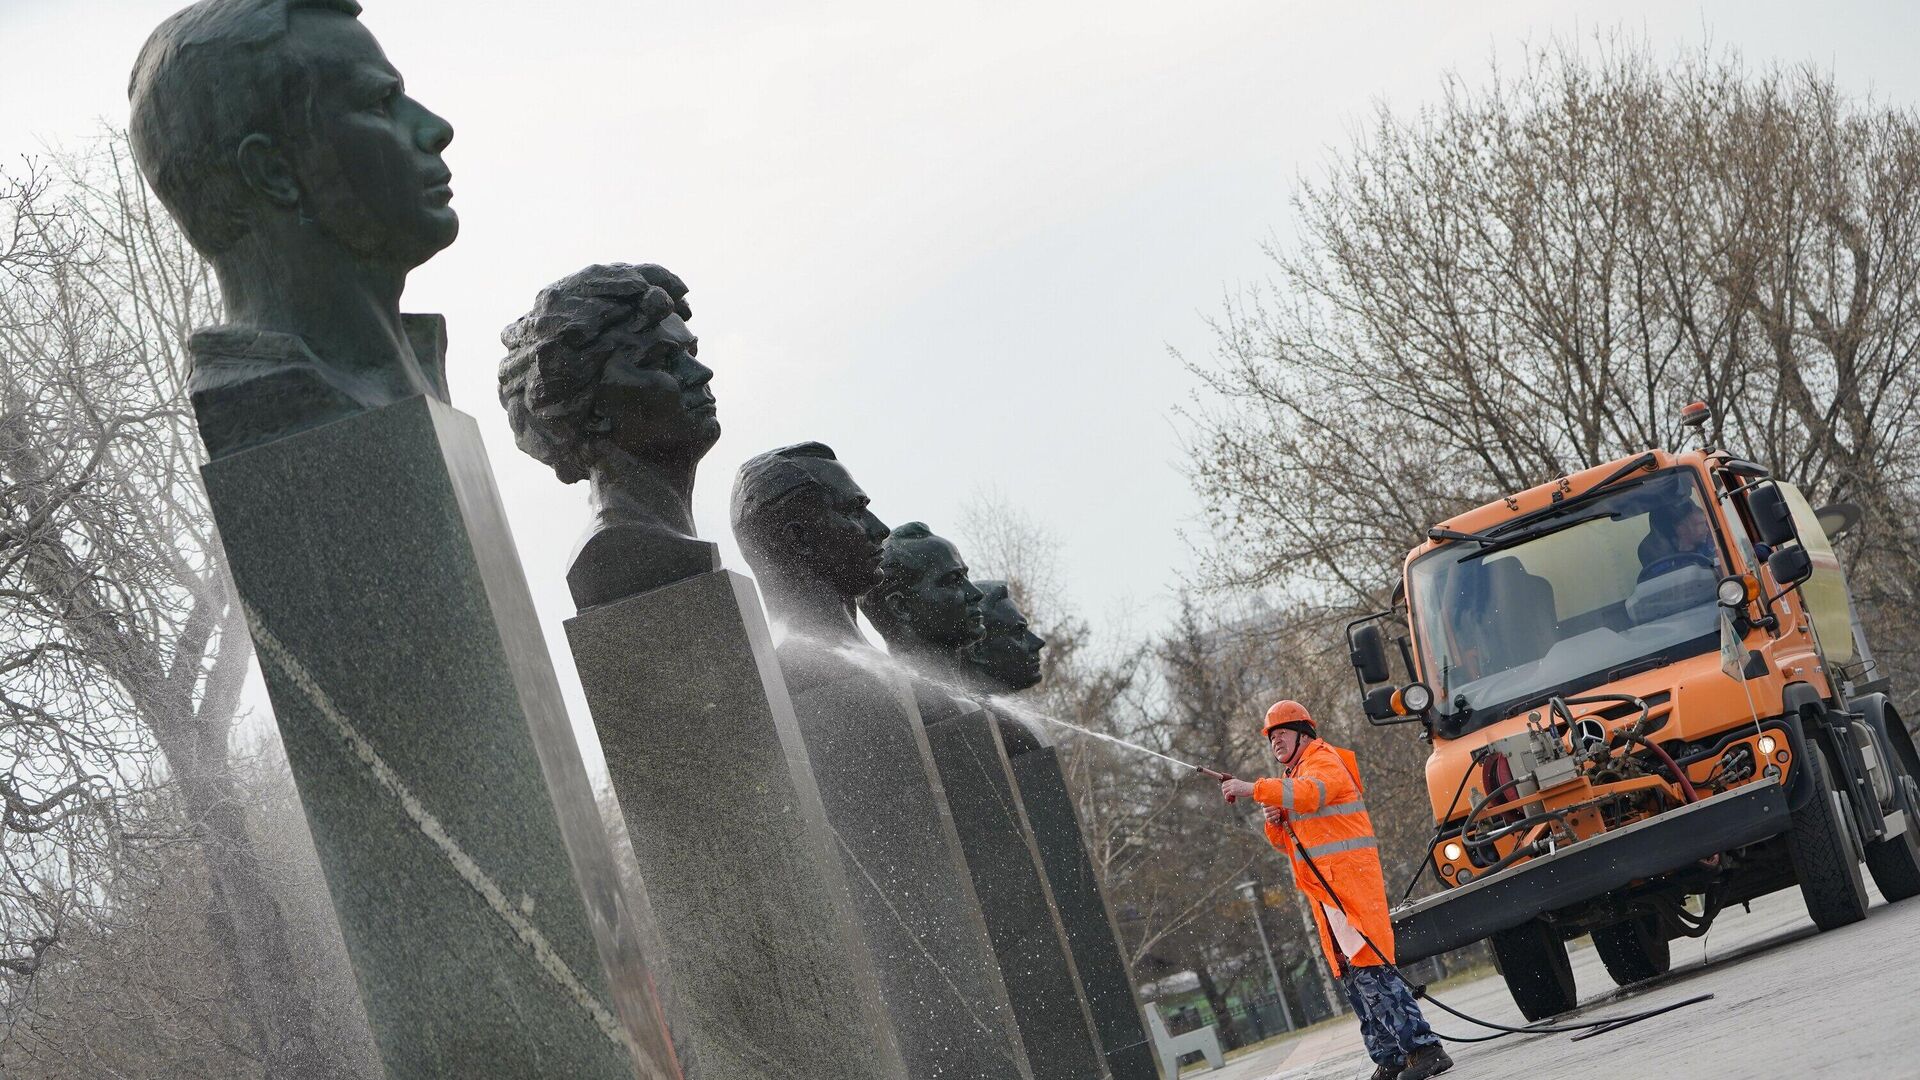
top-left (1196, 766), bottom-right (1237, 802)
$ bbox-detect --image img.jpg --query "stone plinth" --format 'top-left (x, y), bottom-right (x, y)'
top-left (1009, 746), bottom-right (1161, 1079)
top-left (565, 571), bottom-right (907, 1079)
top-left (780, 642), bottom-right (1034, 1079)
top-left (203, 396), bottom-right (677, 1080)
top-left (917, 692), bottom-right (1108, 1080)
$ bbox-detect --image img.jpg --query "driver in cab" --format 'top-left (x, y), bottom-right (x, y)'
top-left (1638, 500), bottom-right (1717, 581)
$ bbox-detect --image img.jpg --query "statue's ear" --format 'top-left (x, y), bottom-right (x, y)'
top-left (235, 133), bottom-right (301, 208)
top-left (781, 518), bottom-right (811, 555)
top-left (583, 384), bottom-right (617, 435)
top-left (880, 588), bottom-right (912, 626)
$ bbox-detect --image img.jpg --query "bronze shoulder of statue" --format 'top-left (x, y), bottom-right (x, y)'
top-left (499, 261), bottom-right (722, 610)
top-left (187, 315), bottom-right (450, 457)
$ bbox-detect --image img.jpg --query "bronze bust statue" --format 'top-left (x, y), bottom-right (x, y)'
top-left (966, 581), bottom-right (1047, 692)
top-left (731, 443), bottom-right (890, 649)
top-left (499, 263), bottom-right (721, 610)
top-left (129, 0), bottom-right (458, 458)
top-left (965, 581), bottom-right (1051, 754)
top-left (860, 522), bottom-right (986, 681)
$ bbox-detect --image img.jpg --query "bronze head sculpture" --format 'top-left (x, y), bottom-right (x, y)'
top-left (499, 263), bottom-right (721, 609)
top-left (731, 443), bottom-right (890, 646)
top-left (129, 0), bottom-right (458, 457)
top-left (963, 581), bottom-right (1051, 754)
top-left (860, 522), bottom-right (986, 675)
top-left (965, 581), bottom-right (1047, 692)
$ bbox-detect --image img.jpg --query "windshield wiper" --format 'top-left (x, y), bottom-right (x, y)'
top-left (1587, 450), bottom-right (1660, 497)
top-left (1428, 526), bottom-right (1499, 546)
top-left (1606, 655), bottom-right (1668, 681)
top-left (1464, 510), bottom-right (1619, 560)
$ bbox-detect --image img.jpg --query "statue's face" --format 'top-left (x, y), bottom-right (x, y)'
top-left (283, 10), bottom-right (458, 267)
top-left (968, 593), bottom-right (1046, 690)
top-left (595, 314), bottom-right (720, 466)
top-left (787, 459), bottom-right (891, 598)
top-left (891, 539), bottom-right (985, 648)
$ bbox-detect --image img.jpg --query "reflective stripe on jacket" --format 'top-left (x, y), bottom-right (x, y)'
top-left (1253, 739), bottom-right (1395, 973)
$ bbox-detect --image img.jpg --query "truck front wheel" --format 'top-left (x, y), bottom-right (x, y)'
top-left (1787, 744), bottom-right (1870, 929)
top-left (1490, 918), bottom-right (1577, 1021)
top-left (1590, 913), bottom-right (1671, 986)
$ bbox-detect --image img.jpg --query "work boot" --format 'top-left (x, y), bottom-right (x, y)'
top-left (1368, 1061), bottom-right (1405, 1080)
top-left (1397, 1044), bottom-right (1453, 1080)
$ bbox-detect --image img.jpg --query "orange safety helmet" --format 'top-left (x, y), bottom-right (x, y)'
top-left (1262, 699), bottom-right (1316, 738)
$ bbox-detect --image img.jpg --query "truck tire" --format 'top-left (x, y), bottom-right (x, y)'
top-left (1590, 914), bottom-right (1671, 986)
top-left (1490, 918), bottom-right (1577, 1021)
top-left (1787, 744), bottom-right (1870, 930)
top-left (1863, 765), bottom-right (1920, 902)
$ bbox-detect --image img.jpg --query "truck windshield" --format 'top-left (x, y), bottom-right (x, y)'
top-left (1409, 468), bottom-right (1726, 736)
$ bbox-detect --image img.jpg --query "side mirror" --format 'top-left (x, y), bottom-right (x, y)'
top-left (1748, 485), bottom-right (1798, 548)
top-left (1768, 544), bottom-right (1813, 586)
top-left (1350, 625), bottom-right (1391, 685)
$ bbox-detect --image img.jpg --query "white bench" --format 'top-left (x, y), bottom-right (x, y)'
top-left (1145, 1001), bottom-right (1224, 1075)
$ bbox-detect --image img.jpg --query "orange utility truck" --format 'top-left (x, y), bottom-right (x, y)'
top-left (1353, 405), bottom-right (1920, 1020)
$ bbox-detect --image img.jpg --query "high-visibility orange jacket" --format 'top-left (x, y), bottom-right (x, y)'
top-left (1253, 738), bottom-right (1395, 975)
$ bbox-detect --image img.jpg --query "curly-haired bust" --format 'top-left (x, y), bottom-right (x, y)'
top-left (499, 262), bottom-right (721, 609)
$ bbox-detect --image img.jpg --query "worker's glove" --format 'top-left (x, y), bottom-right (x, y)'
top-left (1263, 804), bottom-right (1288, 825)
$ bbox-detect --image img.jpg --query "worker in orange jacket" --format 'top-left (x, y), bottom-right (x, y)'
top-left (1219, 701), bottom-right (1452, 1080)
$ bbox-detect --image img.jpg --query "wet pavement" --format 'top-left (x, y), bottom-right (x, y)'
top-left (1186, 879), bottom-right (1916, 1079)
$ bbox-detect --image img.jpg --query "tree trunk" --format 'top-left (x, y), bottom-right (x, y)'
top-left (176, 749), bottom-right (341, 1080)
top-left (1194, 963), bottom-right (1241, 1051)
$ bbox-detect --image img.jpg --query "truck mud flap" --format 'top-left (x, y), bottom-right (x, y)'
top-left (1392, 781), bottom-right (1789, 965)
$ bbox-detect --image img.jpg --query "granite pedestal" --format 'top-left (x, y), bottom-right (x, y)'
top-left (565, 571), bottom-right (907, 1079)
top-left (781, 642), bottom-right (1034, 1079)
top-left (918, 692), bottom-right (1109, 1080)
top-left (1008, 745), bottom-right (1161, 1079)
top-left (203, 396), bottom-right (678, 1080)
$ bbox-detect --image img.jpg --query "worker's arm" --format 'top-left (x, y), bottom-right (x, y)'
top-left (1251, 754), bottom-right (1351, 815)
top-left (1219, 777), bottom-right (1257, 801)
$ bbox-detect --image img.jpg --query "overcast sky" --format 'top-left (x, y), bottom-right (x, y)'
top-left (7, 0), bottom-right (1920, 768)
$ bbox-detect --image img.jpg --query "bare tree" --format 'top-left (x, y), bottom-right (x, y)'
top-left (0, 135), bottom-right (355, 1077)
top-left (1182, 39), bottom-right (1920, 709)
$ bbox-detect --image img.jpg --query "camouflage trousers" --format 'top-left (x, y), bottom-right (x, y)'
top-left (1340, 964), bottom-right (1441, 1067)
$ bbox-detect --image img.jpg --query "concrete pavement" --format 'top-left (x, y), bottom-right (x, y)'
top-left (1180, 880), bottom-right (1916, 1079)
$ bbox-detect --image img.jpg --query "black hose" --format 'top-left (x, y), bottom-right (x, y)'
top-left (1282, 820), bottom-right (1714, 1042)
top-left (1615, 732), bottom-right (1699, 801)
top-left (1466, 808), bottom-right (1567, 847)
top-left (1461, 775), bottom-right (1520, 857)
top-left (1399, 750), bottom-right (1485, 904)
top-left (1421, 984), bottom-right (1715, 1039)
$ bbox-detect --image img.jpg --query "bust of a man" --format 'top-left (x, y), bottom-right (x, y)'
top-left (965, 582), bottom-right (1047, 692)
top-left (731, 443), bottom-right (891, 649)
top-left (859, 523), bottom-right (986, 683)
top-left (129, 0), bottom-right (459, 458)
top-left (965, 581), bottom-right (1052, 754)
top-left (499, 263), bottom-right (721, 610)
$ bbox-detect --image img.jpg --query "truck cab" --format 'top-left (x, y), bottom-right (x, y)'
top-left (1354, 422), bottom-right (1920, 1020)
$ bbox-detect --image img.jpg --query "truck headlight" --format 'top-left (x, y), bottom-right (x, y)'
top-left (1717, 575), bottom-right (1749, 608)
top-left (1443, 842), bottom-right (1463, 862)
top-left (1758, 735), bottom-right (1777, 756)
top-left (1400, 682), bottom-right (1434, 714)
